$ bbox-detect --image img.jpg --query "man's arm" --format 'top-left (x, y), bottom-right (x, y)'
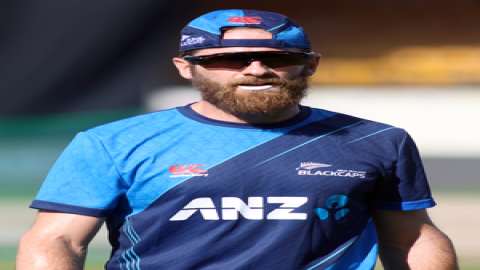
top-left (371, 208), bottom-right (458, 270)
top-left (16, 210), bottom-right (105, 270)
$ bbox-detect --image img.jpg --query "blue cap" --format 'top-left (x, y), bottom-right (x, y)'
top-left (179, 9), bottom-right (312, 52)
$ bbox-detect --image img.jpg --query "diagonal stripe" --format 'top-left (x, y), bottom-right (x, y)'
top-left (253, 120), bottom-right (365, 168)
top-left (123, 218), bottom-right (135, 244)
top-left (344, 127), bottom-right (398, 144)
top-left (127, 219), bottom-right (140, 244)
top-left (306, 241), bottom-right (354, 270)
top-left (127, 248), bottom-right (142, 270)
top-left (122, 253), bottom-right (131, 270)
top-left (131, 225), bottom-right (141, 242)
top-left (132, 249), bottom-right (142, 270)
top-left (117, 258), bottom-right (124, 270)
top-left (121, 218), bottom-right (142, 269)
top-left (126, 250), bottom-right (135, 270)
top-left (268, 23), bottom-right (286, 32)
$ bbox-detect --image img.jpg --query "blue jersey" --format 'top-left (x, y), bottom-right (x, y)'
top-left (31, 105), bottom-right (435, 270)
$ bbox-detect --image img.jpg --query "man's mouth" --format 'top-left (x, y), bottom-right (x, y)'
top-left (237, 84), bottom-right (274, 91)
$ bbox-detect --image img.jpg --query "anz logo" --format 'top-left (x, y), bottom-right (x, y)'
top-left (170, 197), bottom-right (308, 221)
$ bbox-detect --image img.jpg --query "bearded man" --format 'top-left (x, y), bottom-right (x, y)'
top-left (17, 9), bottom-right (458, 270)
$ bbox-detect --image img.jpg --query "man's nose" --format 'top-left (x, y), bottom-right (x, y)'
top-left (241, 60), bottom-right (271, 76)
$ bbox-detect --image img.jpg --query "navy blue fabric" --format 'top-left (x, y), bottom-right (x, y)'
top-left (31, 200), bottom-right (115, 217)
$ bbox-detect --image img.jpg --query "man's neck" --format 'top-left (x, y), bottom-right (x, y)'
top-left (190, 101), bottom-right (301, 124)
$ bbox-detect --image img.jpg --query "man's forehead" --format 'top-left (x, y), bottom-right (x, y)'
top-left (192, 28), bottom-right (277, 56)
top-left (221, 27), bottom-right (273, 40)
top-left (192, 46), bottom-right (286, 56)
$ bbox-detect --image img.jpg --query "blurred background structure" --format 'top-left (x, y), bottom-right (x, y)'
top-left (1, 0), bottom-right (479, 269)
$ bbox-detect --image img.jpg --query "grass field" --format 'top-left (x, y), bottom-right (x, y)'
top-left (2, 191), bottom-right (479, 270)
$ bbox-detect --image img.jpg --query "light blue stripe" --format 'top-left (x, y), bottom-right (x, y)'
top-left (370, 198), bottom-right (436, 211)
top-left (126, 250), bottom-right (135, 270)
top-left (121, 218), bottom-right (142, 270)
top-left (254, 120), bottom-right (365, 168)
top-left (131, 225), bottom-right (141, 242)
top-left (131, 249), bottom-right (142, 270)
top-left (127, 248), bottom-right (141, 270)
top-left (124, 219), bottom-right (134, 244)
top-left (127, 220), bottom-right (139, 244)
top-left (345, 127), bottom-right (397, 144)
top-left (401, 198), bottom-right (436, 210)
top-left (122, 253), bottom-right (131, 270)
top-left (118, 258), bottom-right (124, 270)
top-left (307, 241), bottom-right (355, 270)
top-left (268, 23), bottom-right (286, 32)
top-left (325, 219), bottom-right (378, 270)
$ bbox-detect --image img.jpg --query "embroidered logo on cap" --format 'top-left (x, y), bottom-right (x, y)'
top-left (228, 16), bottom-right (262, 24)
top-left (181, 36), bottom-right (205, 47)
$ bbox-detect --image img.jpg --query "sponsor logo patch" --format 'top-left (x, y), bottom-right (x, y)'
top-left (169, 164), bottom-right (208, 178)
top-left (314, 195), bottom-right (350, 221)
top-left (228, 16), bottom-right (262, 24)
top-left (297, 162), bottom-right (366, 178)
top-left (181, 36), bottom-right (205, 47)
top-left (170, 196), bottom-right (308, 221)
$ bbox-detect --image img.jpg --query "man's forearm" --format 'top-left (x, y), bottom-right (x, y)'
top-left (379, 226), bottom-right (458, 270)
top-left (16, 232), bottom-right (87, 270)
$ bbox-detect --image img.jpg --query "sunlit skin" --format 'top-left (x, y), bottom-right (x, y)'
top-left (173, 28), bottom-right (321, 124)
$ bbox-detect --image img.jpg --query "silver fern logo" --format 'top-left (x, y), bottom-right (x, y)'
top-left (296, 162), bottom-right (366, 179)
top-left (296, 162), bottom-right (332, 170)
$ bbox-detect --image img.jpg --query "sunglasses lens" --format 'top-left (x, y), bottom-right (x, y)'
top-left (196, 52), bottom-right (311, 69)
top-left (261, 54), bottom-right (309, 68)
top-left (200, 54), bottom-right (249, 69)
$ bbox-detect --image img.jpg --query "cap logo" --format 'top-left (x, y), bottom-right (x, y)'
top-left (228, 16), bottom-right (262, 24)
top-left (181, 36), bottom-right (205, 47)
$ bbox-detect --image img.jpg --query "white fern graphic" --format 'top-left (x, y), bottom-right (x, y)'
top-left (296, 162), bottom-right (332, 170)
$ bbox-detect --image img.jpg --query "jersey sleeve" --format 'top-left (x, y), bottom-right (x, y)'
top-left (30, 131), bottom-right (129, 217)
top-left (369, 130), bottom-right (436, 211)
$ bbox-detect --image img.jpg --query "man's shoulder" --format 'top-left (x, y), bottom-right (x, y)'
top-left (84, 108), bottom-right (184, 138)
top-left (307, 106), bottom-right (392, 125)
top-left (306, 106), bottom-right (408, 138)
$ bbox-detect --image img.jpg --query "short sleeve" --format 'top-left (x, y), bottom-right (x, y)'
top-left (30, 132), bottom-right (129, 217)
top-left (369, 131), bottom-right (436, 211)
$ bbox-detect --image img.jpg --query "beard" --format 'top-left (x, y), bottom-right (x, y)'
top-left (191, 67), bottom-right (309, 117)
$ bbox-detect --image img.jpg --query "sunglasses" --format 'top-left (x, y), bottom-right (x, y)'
top-left (183, 51), bottom-right (317, 70)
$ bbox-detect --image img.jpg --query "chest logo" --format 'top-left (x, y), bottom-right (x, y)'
top-left (314, 195), bottom-right (350, 220)
top-left (296, 162), bottom-right (332, 170)
top-left (169, 164), bottom-right (208, 178)
top-left (170, 197), bottom-right (308, 221)
top-left (297, 162), bottom-right (366, 178)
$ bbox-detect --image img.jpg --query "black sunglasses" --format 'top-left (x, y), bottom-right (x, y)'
top-left (183, 51), bottom-right (317, 70)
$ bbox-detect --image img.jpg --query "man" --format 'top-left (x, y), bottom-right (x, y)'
top-left (17, 9), bottom-right (457, 270)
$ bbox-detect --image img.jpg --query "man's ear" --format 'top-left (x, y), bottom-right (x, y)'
top-left (173, 57), bottom-right (193, 79)
top-left (305, 54), bottom-right (321, 76)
